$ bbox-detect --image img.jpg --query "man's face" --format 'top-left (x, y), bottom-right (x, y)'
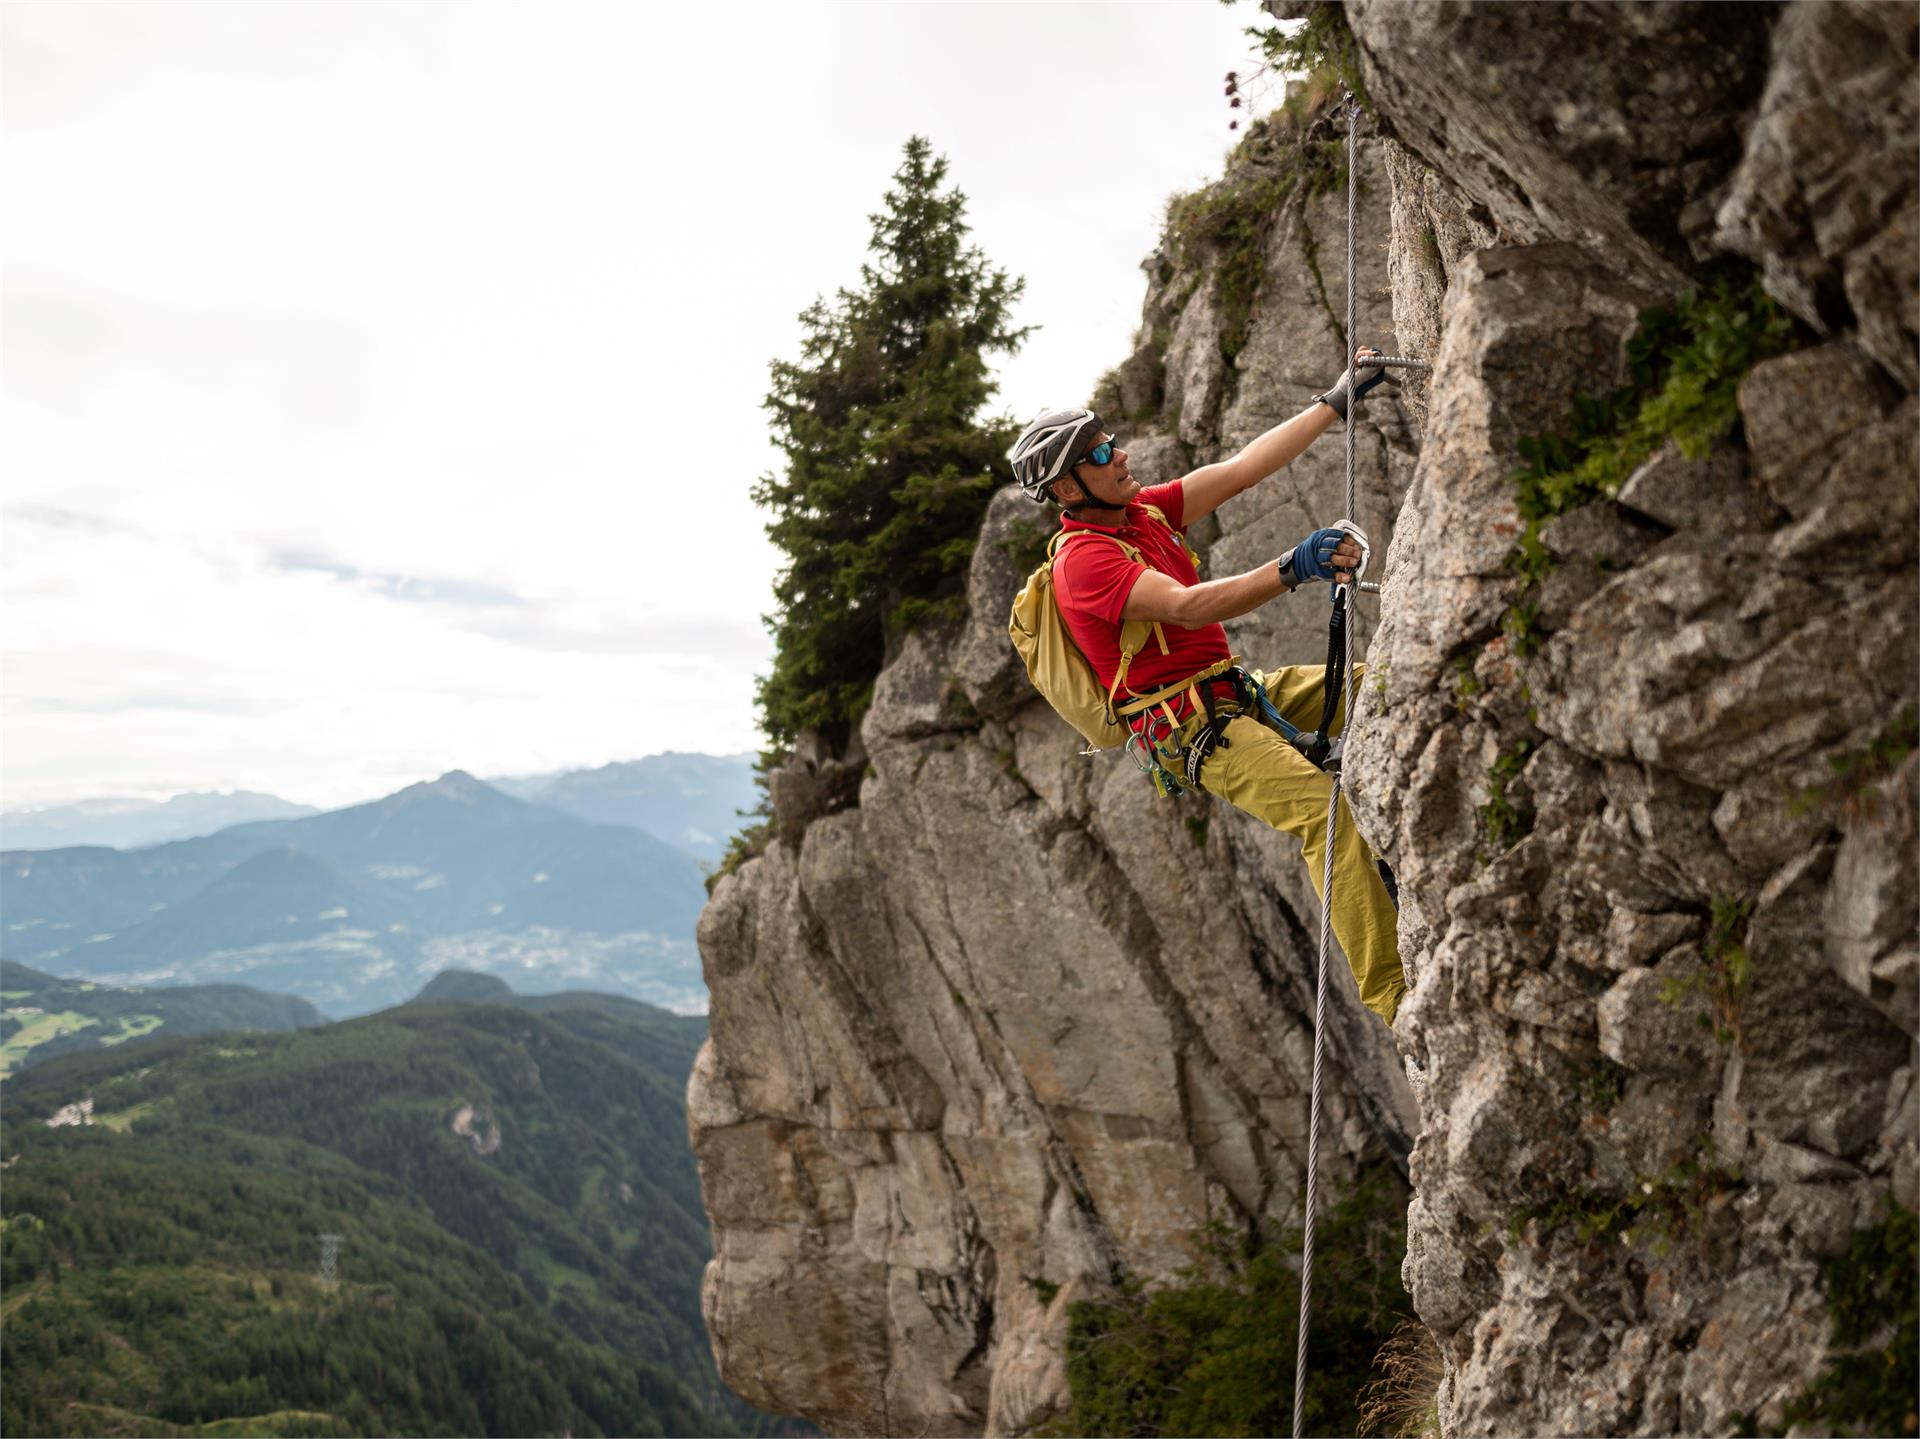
top-left (1066, 434), bottom-right (1138, 508)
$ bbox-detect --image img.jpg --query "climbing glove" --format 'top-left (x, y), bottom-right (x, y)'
top-left (1277, 526), bottom-right (1352, 588)
top-left (1315, 352), bottom-right (1391, 420)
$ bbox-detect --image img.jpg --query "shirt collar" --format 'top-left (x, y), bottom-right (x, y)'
top-left (1058, 500), bottom-right (1141, 536)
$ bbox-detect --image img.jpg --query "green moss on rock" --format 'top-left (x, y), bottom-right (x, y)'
top-left (1774, 1204), bottom-right (1919, 1438)
top-left (1503, 265), bottom-right (1799, 648)
top-left (1163, 73), bottom-right (1349, 365)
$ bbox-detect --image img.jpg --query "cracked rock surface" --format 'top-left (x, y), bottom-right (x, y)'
top-left (1347, 245), bottom-right (1915, 1437)
top-left (693, 6), bottom-right (1917, 1433)
top-left (1344, 3), bottom-right (1918, 1432)
top-left (692, 107), bottom-right (1418, 1437)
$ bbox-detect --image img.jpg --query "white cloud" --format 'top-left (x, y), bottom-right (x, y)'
top-left (3, 1), bottom-right (1280, 808)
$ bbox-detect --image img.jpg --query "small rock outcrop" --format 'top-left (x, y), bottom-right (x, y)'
top-left (451, 1103), bottom-right (503, 1157)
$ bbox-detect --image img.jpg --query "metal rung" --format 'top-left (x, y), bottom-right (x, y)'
top-left (1359, 354), bottom-right (1430, 371)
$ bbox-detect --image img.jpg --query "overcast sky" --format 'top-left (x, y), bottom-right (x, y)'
top-left (3, 1), bottom-right (1285, 811)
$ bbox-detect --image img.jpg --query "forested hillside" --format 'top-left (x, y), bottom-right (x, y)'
top-left (0, 960), bottom-right (326, 1076)
top-left (0, 994), bottom-right (743, 1437)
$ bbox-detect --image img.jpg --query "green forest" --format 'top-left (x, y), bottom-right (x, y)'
top-left (0, 960), bottom-right (327, 1077)
top-left (0, 992), bottom-right (762, 1437)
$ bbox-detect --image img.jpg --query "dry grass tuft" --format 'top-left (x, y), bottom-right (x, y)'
top-left (1357, 1319), bottom-right (1444, 1438)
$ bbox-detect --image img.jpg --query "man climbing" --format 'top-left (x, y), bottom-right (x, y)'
top-left (1008, 352), bottom-right (1406, 1025)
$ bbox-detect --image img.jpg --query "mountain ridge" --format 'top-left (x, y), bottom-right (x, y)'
top-left (488, 752), bottom-right (759, 862)
top-left (6, 753), bottom-right (758, 863)
top-left (0, 791), bottom-right (319, 853)
top-left (2, 772), bottom-right (708, 1016)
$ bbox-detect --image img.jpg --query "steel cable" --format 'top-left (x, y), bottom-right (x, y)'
top-left (1293, 93), bottom-right (1364, 1439)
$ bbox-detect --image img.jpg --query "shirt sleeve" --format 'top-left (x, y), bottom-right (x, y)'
top-left (1056, 537), bottom-right (1147, 626)
top-left (1136, 479), bottom-right (1186, 532)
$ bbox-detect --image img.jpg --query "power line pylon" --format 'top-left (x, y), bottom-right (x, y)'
top-left (317, 1233), bottom-right (343, 1288)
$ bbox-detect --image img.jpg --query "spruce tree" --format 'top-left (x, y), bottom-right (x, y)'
top-left (754, 136), bottom-right (1028, 755)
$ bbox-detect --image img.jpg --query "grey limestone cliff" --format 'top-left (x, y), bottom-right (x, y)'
top-left (1343, 3), bottom-right (1918, 1433)
top-left (693, 97), bottom-right (1420, 1438)
top-left (691, 4), bottom-right (1918, 1434)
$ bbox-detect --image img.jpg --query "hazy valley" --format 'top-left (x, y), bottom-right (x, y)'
top-left (1, 755), bottom-right (756, 1018)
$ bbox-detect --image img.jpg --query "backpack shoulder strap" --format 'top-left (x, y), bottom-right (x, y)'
top-left (1138, 503), bottom-right (1192, 554)
top-left (1046, 526), bottom-right (1170, 710)
top-left (1052, 526), bottom-right (1149, 569)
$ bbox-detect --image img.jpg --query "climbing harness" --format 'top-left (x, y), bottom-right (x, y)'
top-left (1126, 662), bottom-right (1310, 797)
top-left (1132, 516), bottom-right (1375, 793)
top-left (1291, 97), bottom-right (1429, 1439)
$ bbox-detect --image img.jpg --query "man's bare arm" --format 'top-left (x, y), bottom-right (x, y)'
top-left (1121, 563), bottom-right (1287, 628)
top-left (1179, 404), bottom-right (1339, 527)
top-left (1119, 535), bottom-right (1363, 627)
top-left (1177, 348), bottom-right (1384, 526)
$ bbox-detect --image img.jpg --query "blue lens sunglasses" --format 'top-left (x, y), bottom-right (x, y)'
top-left (1077, 438), bottom-right (1116, 468)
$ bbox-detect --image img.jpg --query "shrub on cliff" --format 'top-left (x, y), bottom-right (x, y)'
top-left (753, 136), bottom-right (1028, 754)
top-left (1046, 1168), bottom-right (1412, 1437)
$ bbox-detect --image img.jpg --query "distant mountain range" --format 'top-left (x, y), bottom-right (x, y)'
top-left (0, 959), bottom-right (327, 1077)
top-left (488, 751), bottom-right (760, 862)
top-left (1, 772), bottom-right (711, 1017)
top-left (0, 976), bottom-right (760, 1438)
top-left (0, 790), bottom-right (319, 852)
top-left (4, 752), bottom-right (759, 863)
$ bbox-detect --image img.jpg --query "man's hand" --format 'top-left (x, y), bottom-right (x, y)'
top-left (1278, 526), bottom-right (1366, 588)
top-left (1120, 522), bottom-right (1366, 627)
top-left (1316, 347), bottom-right (1390, 420)
top-left (1327, 533), bottom-right (1364, 584)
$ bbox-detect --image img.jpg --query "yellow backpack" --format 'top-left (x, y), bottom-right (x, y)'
top-left (1007, 504), bottom-right (1234, 749)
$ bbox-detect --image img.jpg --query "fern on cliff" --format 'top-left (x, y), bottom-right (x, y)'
top-left (1507, 265), bottom-right (1798, 590)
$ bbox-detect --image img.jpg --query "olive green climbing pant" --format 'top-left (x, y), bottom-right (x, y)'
top-left (1177, 663), bottom-right (1405, 1026)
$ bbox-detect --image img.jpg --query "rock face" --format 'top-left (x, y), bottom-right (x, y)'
top-left (1351, 0), bottom-right (1776, 290)
top-left (1348, 249), bottom-right (1916, 1436)
top-left (1342, 3), bottom-right (1919, 1434)
top-left (692, 108), bottom-right (1421, 1437)
top-left (692, 6), bottom-right (1918, 1435)
top-left (1714, 0), bottom-right (1920, 389)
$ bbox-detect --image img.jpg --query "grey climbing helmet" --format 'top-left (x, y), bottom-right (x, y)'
top-left (1008, 408), bottom-right (1105, 504)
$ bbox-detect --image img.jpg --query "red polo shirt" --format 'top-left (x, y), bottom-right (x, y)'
top-left (1052, 480), bottom-right (1232, 719)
